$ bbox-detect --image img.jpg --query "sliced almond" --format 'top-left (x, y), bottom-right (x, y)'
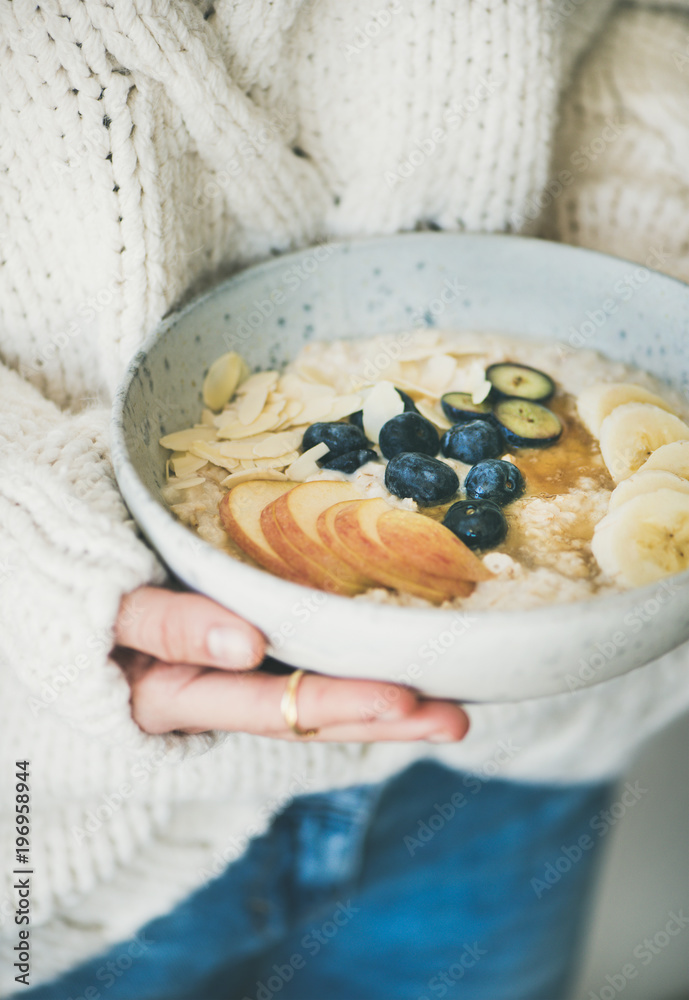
top-left (295, 362), bottom-right (333, 384)
top-left (200, 408), bottom-right (217, 426)
top-left (275, 398), bottom-right (305, 428)
top-left (422, 355), bottom-right (457, 396)
top-left (278, 373), bottom-right (336, 401)
top-left (362, 381), bottom-right (404, 443)
top-left (202, 352), bottom-right (247, 411)
top-left (416, 399), bottom-right (452, 430)
top-left (171, 454), bottom-right (208, 477)
top-left (298, 396), bottom-right (344, 424)
top-left (167, 475), bottom-right (206, 490)
top-left (323, 394), bottom-right (363, 422)
top-left (236, 370), bottom-right (279, 395)
top-left (252, 430), bottom-right (304, 458)
top-left (471, 378), bottom-right (492, 404)
top-left (286, 442), bottom-right (330, 481)
top-left (220, 469), bottom-right (289, 487)
top-left (217, 402), bottom-right (285, 439)
top-left (159, 426), bottom-right (218, 451)
top-left (240, 451), bottom-right (300, 470)
top-left (188, 441), bottom-right (241, 471)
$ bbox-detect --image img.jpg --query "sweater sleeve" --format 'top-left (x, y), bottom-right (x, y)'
top-left (544, 2), bottom-right (689, 279)
top-left (0, 361), bottom-right (171, 746)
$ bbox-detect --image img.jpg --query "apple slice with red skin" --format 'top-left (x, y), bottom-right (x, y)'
top-left (219, 481), bottom-right (298, 581)
top-left (261, 482), bottom-right (373, 595)
top-left (318, 499), bottom-right (476, 602)
top-left (375, 506), bottom-right (492, 583)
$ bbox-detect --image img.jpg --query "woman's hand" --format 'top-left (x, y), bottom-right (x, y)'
top-left (112, 586), bottom-right (469, 743)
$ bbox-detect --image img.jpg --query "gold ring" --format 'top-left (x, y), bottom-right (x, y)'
top-left (280, 669), bottom-right (318, 738)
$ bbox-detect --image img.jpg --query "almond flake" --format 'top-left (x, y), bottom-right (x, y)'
top-left (472, 379), bottom-right (492, 404)
top-left (236, 370), bottom-right (279, 395)
top-left (295, 362), bottom-right (333, 385)
top-left (275, 398), bottom-right (305, 428)
top-left (168, 475), bottom-right (206, 490)
top-left (286, 442), bottom-right (330, 481)
top-left (217, 402), bottom-right (285, 439)
top-left (159, 426), bottom-right (218, 451)
top-left (237, 385), bottom-right (268, 425)
top-left (220, 469), bottom-right (289, 487)
top-left (171, 454), bottom-right (208, 477)
top-left (240, 451), bottom-right (300, 470)
top-left (363, 381), bottom-right (404, 443)
top-left (322, 394), bottom-right (363, 422)
top-left (252, 430), bottom-right (304, 458)
top-left (422, 355), bottom-right (457, 396)
top-left (202, 352), bottom-right (248, 411)
top-left (200, 408), bottom-right (217, 426)
top-left (298, 396), bottom-right (343, 424)
top-left (188, 441), bottom-right (241, 471)
top-left (278, 373), bottom-right (336, 401)
top-left (416, 399), bottom-right (452, 430)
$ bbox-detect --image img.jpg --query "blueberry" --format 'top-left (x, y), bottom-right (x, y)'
top-left (464, 459), bottom-right (525, 506)
top-left (441, 420), bottom-right (503, 464)
top-left (385, 453), bottom-right (459, 506)
top-left (379, 412), bottom-right (439, 459)
top-left (302, 422), bottom-right (367, 457)
top-left (321, 448), bottom-right (378, 473)
top-left (349, 387), bottom-right (418, 430)
top-left (443, 500), bottom-right (507, 550)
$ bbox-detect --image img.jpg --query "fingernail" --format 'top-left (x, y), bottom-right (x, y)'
top-left (427, 731), bottom-right (457, 743)
top-left (206, 628), bottom-right (256, 667)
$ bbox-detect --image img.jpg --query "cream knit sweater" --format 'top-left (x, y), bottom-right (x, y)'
top-left (2, 0), bottom-right (689, 991)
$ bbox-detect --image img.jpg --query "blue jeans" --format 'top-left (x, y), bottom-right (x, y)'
top-left (18, 762), bottom-right (613, 1000)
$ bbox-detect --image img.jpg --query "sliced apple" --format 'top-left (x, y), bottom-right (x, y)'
top-left (261, 482), bottom-right (372, 595)
top-left (376, 506), bottom-right (493, 583)
top-left (218, 481), bottom-right (298, 581)
top-left (319, 499), bottom-right (474, 602)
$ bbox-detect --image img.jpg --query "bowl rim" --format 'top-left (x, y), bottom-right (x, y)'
top-left (111, 231), bottom-right (689, 627)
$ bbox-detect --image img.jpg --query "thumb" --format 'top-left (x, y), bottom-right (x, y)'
top-left (114, 586), bottom-right (266, 669)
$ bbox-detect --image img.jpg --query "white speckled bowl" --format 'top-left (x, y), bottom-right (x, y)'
top-left (111, 234), bottom-right (689, 702)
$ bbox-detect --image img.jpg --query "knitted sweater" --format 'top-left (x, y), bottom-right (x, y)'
top-left (1, 0), bottom-right (689, 990)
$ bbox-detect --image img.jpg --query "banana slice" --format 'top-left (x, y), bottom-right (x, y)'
top-left (609, 469), bottom-right (689, 510)
top-left (592, 488), bottom-right (689, 587)
top-left (637, 440), bottom-right (689, 480)
top-left (577, 382), bottom-right (676, 437)
top-left (599, 403), bottom-right (689, 483)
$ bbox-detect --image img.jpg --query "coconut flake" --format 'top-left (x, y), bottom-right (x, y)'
top-left (285, 442), bottom-right (330, 481)
top-left (362, 381), bottom-right (404, 443)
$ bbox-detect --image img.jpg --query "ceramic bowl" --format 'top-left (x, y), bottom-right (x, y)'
top-left (111, 233), bottom-right (689, 702)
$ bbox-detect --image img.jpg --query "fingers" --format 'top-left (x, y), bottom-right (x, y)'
top-left (114, 586), bottom-right (266, 670)
top-left (124, 658), bottom-right (469, 743)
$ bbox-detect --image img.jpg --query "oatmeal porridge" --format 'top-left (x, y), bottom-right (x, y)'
top-left (159, 330), bottom-right (689, 610)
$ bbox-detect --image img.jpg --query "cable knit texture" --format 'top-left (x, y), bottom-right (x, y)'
top-left (1, 0), bottom-right (689, 991)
